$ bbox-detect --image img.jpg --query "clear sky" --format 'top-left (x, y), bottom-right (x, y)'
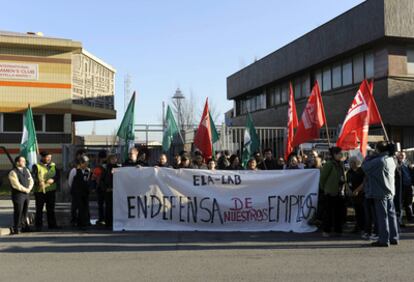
top-left (1, 0), bottom-right (364, 135)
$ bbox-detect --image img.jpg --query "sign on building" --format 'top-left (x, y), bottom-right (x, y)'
top-left (0, 62), bottom-right (38, 80)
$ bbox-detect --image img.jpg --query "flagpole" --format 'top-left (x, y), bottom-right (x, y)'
top-left (380, 121), bottom-right (389, 142)
top-left (316, 86), bottom-right (332, 148)
top-left (28, 104), bottom-right (40, 155)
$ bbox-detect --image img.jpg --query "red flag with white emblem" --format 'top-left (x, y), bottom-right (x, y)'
top-left (194, 98), bottom-right (213, 160)
top-left (292, 82), bottom-right (326, 147)
top-left (285, 82), bottom-right (299, 160)
top-left (336, 80), bottom-right (382, 157)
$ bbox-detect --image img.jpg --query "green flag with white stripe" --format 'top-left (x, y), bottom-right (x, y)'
top-left (20, 106), bottom-right (38, 170)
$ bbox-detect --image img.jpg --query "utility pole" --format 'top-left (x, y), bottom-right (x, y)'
top-left (124, 74), bottom-right (132, 112)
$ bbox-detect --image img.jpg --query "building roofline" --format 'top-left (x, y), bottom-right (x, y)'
top-left (80, 49), bottom-right (116, 73)
top-left (0, 30), bottom-right (82, 50)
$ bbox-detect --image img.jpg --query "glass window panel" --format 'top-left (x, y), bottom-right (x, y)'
top-left (267, 87), bottom-right (274, 106)
top-left (322, 67), bottom-right (332, 92)
top-left (365, 51), bottom-right (374, 78)
top-left (302, 74), bottom-right (310, 97)
top-left (332, 63), bottom-right (342, 89)
top-left (314, 70), bottom-right (322, 90)
top-left (342, 59), bottom-right (353, 86)
top-left (281, 83), bottom-right (289, 104)
top-left (33, 114), bottom-right (43, 132)
top-left (3, 113), bottom-right (22, 132)
top-left (294, 80), bottom-right (301, 99)
top-left (274, 86), bottom-right (281, 105)
top-left (353, 54), bottom-right (364, 83)
top-left (261, 94), bottom-right (266, 109)
top-left (46, 114), bottom-right (64, 132)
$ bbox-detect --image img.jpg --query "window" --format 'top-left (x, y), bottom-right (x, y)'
top-left (314, 69), bottom-right (322, 89)
top-left (407, 49), bottom-right (414, 74)
top-left (353, 54), bottom-right (364, 83)
top-left (301, 75), bottom-right (311, 97)
top-left (259, 93), bottom-right (266, 110)
top-left (322, 67), bottom-right (331, 92)
top-left (45, 114), bottom-right (64, 132)
top-left (281, 83), bottom-right (289, 104)
top-left (294, 80), bottom-right (301, 99)
top-left (3, 113), bottom-right (22, 132)
top-left (342, 59), bottom-right (353, 86)
top-left (33, 114), bottom-right (44, 132)
top-left (332, 63), bottom-right (342, 89)
top-left (365, 51), bottom-right (374, 78)
top-left (274, 86), bottom-right (281, 105)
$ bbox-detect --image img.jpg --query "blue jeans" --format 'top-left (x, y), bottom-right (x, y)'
top-left (374, 198), bottom-right (399, 244)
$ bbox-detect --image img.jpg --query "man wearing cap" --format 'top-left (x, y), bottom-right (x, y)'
top-left (32, 151), bottom-right (60, 231)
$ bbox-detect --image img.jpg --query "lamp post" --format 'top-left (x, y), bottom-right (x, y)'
top-left (172, 88), bottom-right (185, 132)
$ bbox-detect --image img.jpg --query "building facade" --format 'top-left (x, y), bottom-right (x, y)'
top-left (0, 31), bottom-right (116, 169)
top-left (226, 0), bottom-right (414, 150)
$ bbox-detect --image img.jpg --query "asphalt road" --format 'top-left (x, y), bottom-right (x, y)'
top-left (1, 228), bottom-right (414, 282)
top-left (1, 200), bottom-right (413, 282)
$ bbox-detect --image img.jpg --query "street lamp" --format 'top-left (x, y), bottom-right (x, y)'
top-left (172, 88), bottom-right (185, 131)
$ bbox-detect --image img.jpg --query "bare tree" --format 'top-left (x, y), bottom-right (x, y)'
top-left (207, 98), bottom-right (221, 125)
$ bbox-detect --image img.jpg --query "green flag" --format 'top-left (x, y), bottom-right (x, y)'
top-left (242, 113), bottom-right (260, 168)
top-left (209, 111), bottom-right (219, 144)
top-left (117, 92), bottom-right (136, 160)
top-left (209, 111), bottom-right (219, 159)
top-left (20, 105), bottom-right (38, 170)
top-left (162, 105), bottom-right (180, 152)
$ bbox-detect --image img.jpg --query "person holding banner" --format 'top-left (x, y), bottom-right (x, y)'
top-left (207, 159), bottom-right (217, 171)
top-left (178, 155), bottom-right (192, 169)
top-left (320, 147), bottom-right (346, 237)
top-left (155, 154), bottom-right (171, 168)
top-left (227, 154), bottom-right (243, 170)
top-left (123, 147), bottom-right (143, 167)
top-left (246, 159), bottom-right (258, 171)
top-left (102, 154), bottom-right (121, 228)
top-left (258, 148), bottom-right (278, 170)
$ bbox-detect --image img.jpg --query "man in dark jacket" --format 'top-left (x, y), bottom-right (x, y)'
top-left (258, 148), bottom-right (279, 170)
top-left (394, 151), bottom-right (413, 225)
top-left (8, 156), bottom-right (34, 234)
top-left (102, 154), bottom-right (120, 228)
top-left (123, 147), bottom-right (146, 167)
top-left (70, 156), bottom-right (91, 229)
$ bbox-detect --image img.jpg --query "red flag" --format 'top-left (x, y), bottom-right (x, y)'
top-left (194, 98), bottom-right (213, 160)
top-left (336, 80), bottom-right (381, 157)
top-left (285, 82), bottom-right (298, 160)
top-left (292, 81), bottom-right (326, 147)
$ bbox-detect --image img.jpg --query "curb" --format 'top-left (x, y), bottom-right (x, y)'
top-left (0, 227), bottom-right (11, 236)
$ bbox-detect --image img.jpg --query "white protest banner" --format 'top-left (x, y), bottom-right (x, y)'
top-left (113, 167), bottom-right (320, 233)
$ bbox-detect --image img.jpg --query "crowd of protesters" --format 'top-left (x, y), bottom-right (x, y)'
top-left (7, 141), bottom-right (414, 247)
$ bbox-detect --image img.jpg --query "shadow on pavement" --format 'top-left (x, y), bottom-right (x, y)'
top-left (2, 228), bottom-right (413, 253)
